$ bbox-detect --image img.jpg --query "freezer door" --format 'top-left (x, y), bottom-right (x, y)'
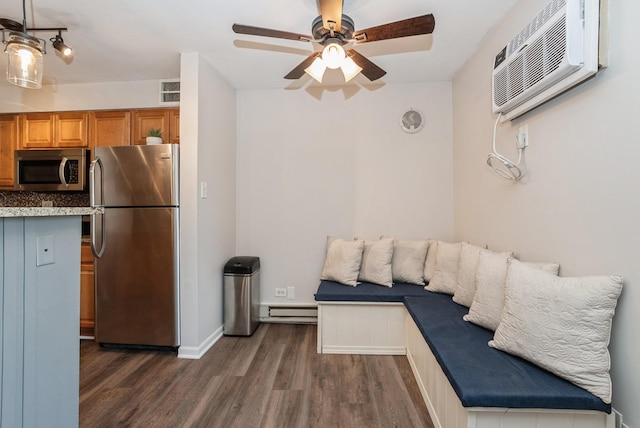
top-left (95, 207), bottom-right (179, 347)
top-left (94, 145), bottom-right (179, 207)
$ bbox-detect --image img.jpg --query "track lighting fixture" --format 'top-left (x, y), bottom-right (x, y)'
top-left (51, 33), bottom-right (72, 57)
top-left (1, 0), bottom-right (73, 89)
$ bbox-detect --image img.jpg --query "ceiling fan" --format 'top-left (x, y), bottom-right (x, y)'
top-left (232, 0), bottom-right (435, 83)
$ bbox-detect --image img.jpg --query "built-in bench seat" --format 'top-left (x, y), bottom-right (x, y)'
top-left (403, 294), bottom-right (610, 413)
top-left (315, 280), bottom-right (614, 428)
top-left (315, 280), bottom-right (433, 302)
top-left (315, 280), bottom-right (433, 355)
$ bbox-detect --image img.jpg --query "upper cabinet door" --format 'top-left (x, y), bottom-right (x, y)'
top-left (169, 110), bottom-right (180, 145)
top-left (132, 109), bottom-right (171, 145)
top-left (0, 115), bottom-right (19, 188)
top-left (55, 112), bottom-right (89, 148)
top-left (21, 112), bottom-right (89, 149)
top-left (21, 113), bottom-right (55, 148)
top-left (89, 111), bottom-right (131, 156)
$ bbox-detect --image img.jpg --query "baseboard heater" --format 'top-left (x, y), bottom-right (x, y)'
top-left (259, 304), bottom-right (318, 324)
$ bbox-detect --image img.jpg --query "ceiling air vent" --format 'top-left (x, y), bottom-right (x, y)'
top-left (159, 79), bottom-right (180, 106)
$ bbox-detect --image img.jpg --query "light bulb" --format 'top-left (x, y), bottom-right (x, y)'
top-left (52, 35), bottom-right (73, 57)
top-left (304, 57), bottom-right (327, 82)
top-left (321, 43), bottom-right (345, 69)
top-left (340, 56), bottom-right (362, 82)
top-left (5, 33), bottom-right (44, 89)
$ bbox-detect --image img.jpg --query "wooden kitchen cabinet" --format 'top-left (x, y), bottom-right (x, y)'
top-left (169, 109), bottom-right (180, 144)
top-left (55, 112), bottom-right (89, 147)
top-left (132, 108), bottom-right (179, 145)
top-left (80, 242), bottom-right (95, 337)
top-left (20, 113), bottom-right (54, 148)
top-left (0, 114), bottom-right (19, 188)
top-left (89, 110), bottom-right (131, 156)
top-left (20, 111), bottom-right (89, 148)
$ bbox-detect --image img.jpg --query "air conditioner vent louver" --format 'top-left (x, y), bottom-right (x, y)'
top-left (508, 0), bottom-right (566, 56)
top-left (493, 17), bottom-right (568, 109)
top-left (492, 0), bottom-right (602, 120)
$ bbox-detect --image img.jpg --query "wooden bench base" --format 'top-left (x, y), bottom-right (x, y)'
top-left (317, 301), bottom-right (615, 428)
top-left (317, 302), bottom-right (406, 355)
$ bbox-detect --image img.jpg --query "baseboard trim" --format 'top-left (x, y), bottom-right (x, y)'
top-left (177, 325), bottom-right (223, 360)
top-left (321, 345), bottom-right (406, 355)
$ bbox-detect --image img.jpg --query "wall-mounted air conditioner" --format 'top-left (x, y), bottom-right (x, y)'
top-left (492, 0), bottom-right (607, 120)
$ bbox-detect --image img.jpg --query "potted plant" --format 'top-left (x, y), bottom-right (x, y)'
top-left (146, 128), bottom-right (163, 145)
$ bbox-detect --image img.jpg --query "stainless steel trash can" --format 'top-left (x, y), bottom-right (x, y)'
top-left (223, 256), bottom-right (260, 336)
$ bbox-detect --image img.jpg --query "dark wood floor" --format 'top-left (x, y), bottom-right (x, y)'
top-left (80, 323), bottom-right (434, 428)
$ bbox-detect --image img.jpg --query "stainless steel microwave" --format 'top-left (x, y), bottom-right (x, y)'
top-left (14, 148), bottom-right (89, 191)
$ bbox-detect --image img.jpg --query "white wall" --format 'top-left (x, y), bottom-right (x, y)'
top-left (178, 53), bottom-right (236, 358)
top-left (452, 0), bottom-right (640, 425)
top-left (236, 82), bottom-right (454, 305)
top-left (0, 80), bottom-right (165, 112)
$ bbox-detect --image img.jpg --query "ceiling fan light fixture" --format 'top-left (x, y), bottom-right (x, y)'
top-left (321, 41), bottom-right (345, 69)
top-left (304, 56), bottom-right (327, 82)
top-left (340, 55), bottom-right (362, 82)
top-left (4, 32), bottom-right (44, 89)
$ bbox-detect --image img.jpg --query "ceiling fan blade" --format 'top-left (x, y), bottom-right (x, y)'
top-left (232, 23), bottom-right (312, 42)
top-left (347, 50), bottom-right (386, 81)
top-left (284, 52), bottom-right (321, 79)
top-left (318, 0), bottom-right (343, 32)
top-left (353, 14), bottom-right (435, 44)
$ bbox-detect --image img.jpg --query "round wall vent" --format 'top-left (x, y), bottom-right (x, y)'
top-left (400, 108), bottom-right (424, 134)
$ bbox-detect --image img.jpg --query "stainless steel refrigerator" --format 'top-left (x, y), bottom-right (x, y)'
top-left (90, 144), bottom-right (179, 349)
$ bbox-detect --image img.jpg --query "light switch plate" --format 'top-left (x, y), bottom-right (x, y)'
top-left (36, 235), bottom-right (55, 266)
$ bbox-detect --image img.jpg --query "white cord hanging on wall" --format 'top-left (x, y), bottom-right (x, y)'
top-left (487, 113), bottom-right (526, 181)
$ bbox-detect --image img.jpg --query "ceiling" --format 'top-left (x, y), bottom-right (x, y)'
top-left (0, 0), bottom-right (519, 90)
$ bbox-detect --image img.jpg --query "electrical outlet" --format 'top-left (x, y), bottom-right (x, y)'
top-left (275, 288), bottom-right (287, 297)
top-left (200, 181), bottom-right (208, 199)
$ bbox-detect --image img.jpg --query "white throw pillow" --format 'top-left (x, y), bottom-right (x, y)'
top-left (356, 237), bottom-right (394, 287)
top-left (465, 253), bottom-right (560, 331)
top-left (423, 239), bottom-right (437, 282)
top-left (489, 259), bottom-right (623, 404)
top-left (382, 236), bottom-right (428, 285)
top-left (424, 241), bottom-right (461, 295)
top-left (452, 243), bottom-right (485, 307)
top-left (319, 236), bottom-right (365, 287)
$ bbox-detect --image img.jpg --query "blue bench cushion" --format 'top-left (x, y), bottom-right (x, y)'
top-left (314, 280), bottom-right (431, 302)
top-left (403, 294), bottom-right (611, 413)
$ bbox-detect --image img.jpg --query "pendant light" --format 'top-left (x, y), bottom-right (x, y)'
top-left (5, 32), bottom-right (44, 88)
top-left (1, 0), bottom-right (72, 89)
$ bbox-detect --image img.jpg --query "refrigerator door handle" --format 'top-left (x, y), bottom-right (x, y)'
top-left (90, 158), bottom-right (106, 258)
top-left (91, 212), bottom-right (106, 258)
top-left (89, 158), bottom-right (104, 208)
top-left (58, 157), bottom-right (69, 187)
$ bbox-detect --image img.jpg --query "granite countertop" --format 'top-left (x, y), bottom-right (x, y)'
top-left (0, 207), bottom-right (102, 218)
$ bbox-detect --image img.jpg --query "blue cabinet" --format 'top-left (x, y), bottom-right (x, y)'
top-left (1, 216), bottom-right (81, 428)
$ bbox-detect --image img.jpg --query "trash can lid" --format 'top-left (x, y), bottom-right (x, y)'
top-left (224, 256), bottom-right (260, 274)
